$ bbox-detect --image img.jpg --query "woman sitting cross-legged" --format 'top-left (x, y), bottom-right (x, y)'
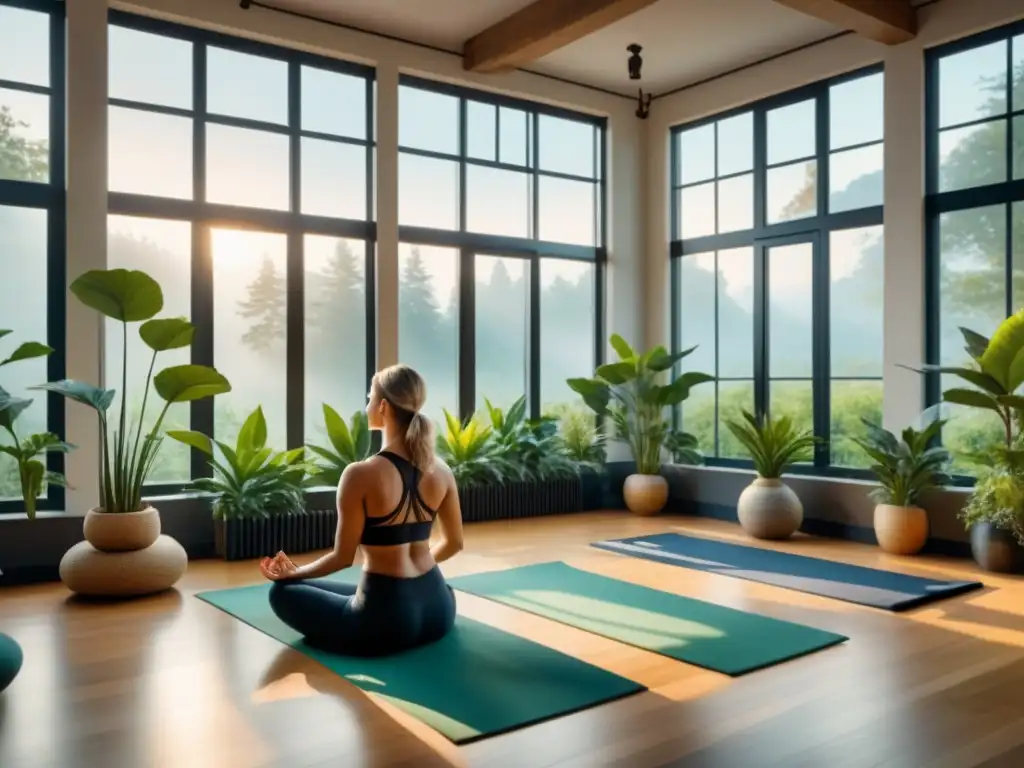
top-left (260, 364), bottom-right (464, 657)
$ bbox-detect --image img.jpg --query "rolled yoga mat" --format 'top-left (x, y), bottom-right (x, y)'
top-left (591, 532), bottom-right (983, 612)
top-left (449, 561), bottom-right (847, 676)
top-left (196, 568), bottom-right (644, 744)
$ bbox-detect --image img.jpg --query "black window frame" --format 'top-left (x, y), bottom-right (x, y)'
top-left (106, 10), bottom-right (377, 495)
top-left (0, 0), bottom-right (67, 515)
top-left (396, 74), bottom-right (607, 423)
top-left (669, 64), bottom-right (885, 480)
top-left (924, 19), bottom-right (1024, 488)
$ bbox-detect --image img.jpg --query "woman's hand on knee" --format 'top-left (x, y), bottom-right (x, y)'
top-left (260, 551), bottom-right (299, 582)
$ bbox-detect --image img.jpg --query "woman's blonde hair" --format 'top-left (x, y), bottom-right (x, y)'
top-left (372, 364), bottom-right (434, 472)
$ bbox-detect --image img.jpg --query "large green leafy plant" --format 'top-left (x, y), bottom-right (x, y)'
top-left (853, 419), bottom-right (951, 507)
top-left (168, 406), bottom-right (314, 520)
top-left (435, 408), bottom-right (513, 487)
top-left (32, 269), bottom-right (231, 514)
top-left (483, 396), bottom-right (579, 482)
top-left (567, 334), bottom-right (713, 475)
top-left (0, 331), bottom-right (72, 519)
top-left (305, 404), bottom-right (372, 487)
top-left (723, 410), bottom-right (816, 479)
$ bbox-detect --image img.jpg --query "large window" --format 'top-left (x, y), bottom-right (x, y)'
top-left (0, 0), bottom-right (65, 512)
top-left (670, 67), bottom-right (884, 474)
top-left (397, 77), bottom-right (605, 425)
top-left (106, 13), bottom-right (375, 492)
top-left (926, 22), bottom-right (1024, 477)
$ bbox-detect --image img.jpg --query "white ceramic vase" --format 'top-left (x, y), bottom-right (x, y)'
top-left (737, 477), bottom-right (802, 539)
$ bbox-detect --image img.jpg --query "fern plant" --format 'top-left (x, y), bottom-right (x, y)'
top-left (305, 404), bottom-right (372, 487)
top-left (723, 410), bottom-right (816, 478)
top-left (557, 406), bottom-right (606, 468)
top-left (853, 419), bottom-right (951, 507)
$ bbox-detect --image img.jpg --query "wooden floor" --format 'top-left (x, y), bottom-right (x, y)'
top-left (2, 512), bottom-right (1024, 767)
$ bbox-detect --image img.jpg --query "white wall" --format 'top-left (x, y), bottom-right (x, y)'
top-left (644, 0), bottom-right (1024, 432)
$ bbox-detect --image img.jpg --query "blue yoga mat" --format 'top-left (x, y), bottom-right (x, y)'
top-left (592, 532), bottom-right (983, 611)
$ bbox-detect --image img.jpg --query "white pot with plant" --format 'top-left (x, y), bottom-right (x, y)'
top-left (568, 334), bottom-right (713, 516)
top-left (853, 418), bottom-right (951, 555)
top-left (724, 410), bottom-right (816, 539)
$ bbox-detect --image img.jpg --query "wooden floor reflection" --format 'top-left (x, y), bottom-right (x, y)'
top-left (1, 512), bottom-right (1023, 767)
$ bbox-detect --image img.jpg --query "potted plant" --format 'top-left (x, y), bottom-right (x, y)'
top-left (723, 410), bottom-right (816, 539)
top-left (305, 404), bottom-right (373, 488)
top-left (32, 269), bottom-right (231, 556)
top-left (904, 316), bottom-right (1024, 572)
top-left (568, 334), bottom-right (713, 516)
top-left (168, 406), bottom-right (318, 560)
top-left (853, 418), bottom-right (951, 555)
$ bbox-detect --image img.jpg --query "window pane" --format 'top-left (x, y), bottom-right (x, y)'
top-left (301, 66), bottom-right (366, 139)
top-left (300, 138), bottom-right (366, 219)
top-left (500, 107), bottom-right (529, 167)
top-left (939, 120), bottom-right (1007, 192)
top-left (718, 380), bottom-right (755, 459)
top-left (207, 47), bottom-right (288, 125)
top-left (1015, 115), bottom-right (1023, 180)
top-left (109, 107), bottom-right (192, 199)
top-left (466, 165), bottom-right (530, 238)
top-left (938, 41), bottom-right (1007, 128)
top-left (475, 255), bottom-right (529, 412)
top-left (717, 247), bottom-right (754, 378)
top-left (467, 101), bottom-right (496, 161)
top-left (398, 86), bottom-right (459, 155)
top-left (0, 88), bottom-right (48, 183)
top-left (0, 5), bottom-right (48, 86)
top-left (206, 124), bottom-right (289, 210)
top-left (942, 372), bottom-right (1003, 475)
top-left (677, 253), bottom-right (716, 376)
top-left (213, 228), bottom-right (289, 448)
top-left (0, 206), bottom-right (48, 500)
top-left (1015, 35), bottom-right (1024, 111)
top-left (677, 124), bottom-right (714, 184)
top-left (768, 241), bottom-right (813, 378)
top-left (679, 182), bottom-right (715, 239)
top-left (831, 226), bottom-right (884, 378)
top-left (767, 99), bottom-right (815, 165)
top-left (540, 259), bottom-right (594, 415)
top-left (830, 380), bottom-right (883, 468)
top-left (106, 216), bottom-right (192, 485)
top-left (830, 72), bottom-right (883, 150)
top-left (1015, 203), bottom-right (1024, 310)
top-left (681, 383), bottom-right (715, 456)
top-left (938, 205), bottom-right (1005, 366)
top-left (769, 380), bottom-right (813, 440)
top-left (398, 244), bottom-right (458, 424)
top-left (538, 114), bottom-right (593, 177)
top-left (538, 176), bottom-right (595, 246)
top-left (717, 174), bottom-right (753, 233)
top-left (717, 112), bottom-right (753, 176)
top-left (109, 25), bottom-right (192, 110)
top-left (304, 236), bottom-right (367, 446)
top-left (829, 144), bottom-right (883, 212)
top-left (398, 153), bottom-right (458, 230)
top-left (767, 160), bottom-right (816, 223)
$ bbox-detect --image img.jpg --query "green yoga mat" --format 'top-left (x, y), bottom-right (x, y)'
top-left (196, 569), bottom-right (644, 744)
top-left (449, 562), bottom-right (848, 676)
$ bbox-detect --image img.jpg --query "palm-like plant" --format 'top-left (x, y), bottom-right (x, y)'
top-left (168, 406), bottom-right (314, 520)
top-left (724, 410), bottom-right (816, 478)
top-left (305, 404), bottom-right (372, 487)
top-left (853, 419), bottom-right (951, 507)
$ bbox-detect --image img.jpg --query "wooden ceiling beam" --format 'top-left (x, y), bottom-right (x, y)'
top-left (773, 0), bottom-right (916, 45)
top-left (463, 0), bottom-right (662, 73)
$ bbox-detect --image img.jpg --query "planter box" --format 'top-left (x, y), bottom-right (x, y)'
top-left (580, 467), bottom-right (609, 511)
top-left (458, 477), bottom-right (583, 523)
top-left (213, 508), bottom-right (338, 561)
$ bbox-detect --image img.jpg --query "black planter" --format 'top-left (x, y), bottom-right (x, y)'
top-left (458, 477), bottom-right (584, 523)
top-left (970, 521), bottom-right (1024, 574)
top-left (214, 508), bottom-right (338, 561)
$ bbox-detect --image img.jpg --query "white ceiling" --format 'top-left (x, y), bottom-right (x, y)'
top-left (257, 0), bottom-right (851, 96)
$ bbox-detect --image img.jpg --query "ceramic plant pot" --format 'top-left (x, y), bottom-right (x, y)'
top-left (623, 473), bottom-right (668, 516)
top-left (83, 506), bottom-right (161, 552)
top-left (970, 521), bottom-right (1024, 574)
top-left (873, 504), bottom-right (928, 555)
top-left (737, 477), bottom-right (803, 539)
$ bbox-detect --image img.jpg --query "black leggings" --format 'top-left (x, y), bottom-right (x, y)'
top-left (268, 567), bottom-right (456, 657)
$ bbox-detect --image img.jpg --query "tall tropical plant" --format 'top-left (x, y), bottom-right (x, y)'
top-left (31, 269), bottom-right (231, 514)
top-left (853, 419), bottom-right (951, 507)
top-left (305, 404), bottom-right (372, 487)
top-left (723, 410), bottom-right (816, 479)
top-left (0, 330), bottom-right (72, 519)
top-left (567, 334), bottom-right (713, 474)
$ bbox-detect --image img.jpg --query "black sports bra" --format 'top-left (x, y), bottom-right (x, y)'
top-left (360, 450), bottom-right (438, 546)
